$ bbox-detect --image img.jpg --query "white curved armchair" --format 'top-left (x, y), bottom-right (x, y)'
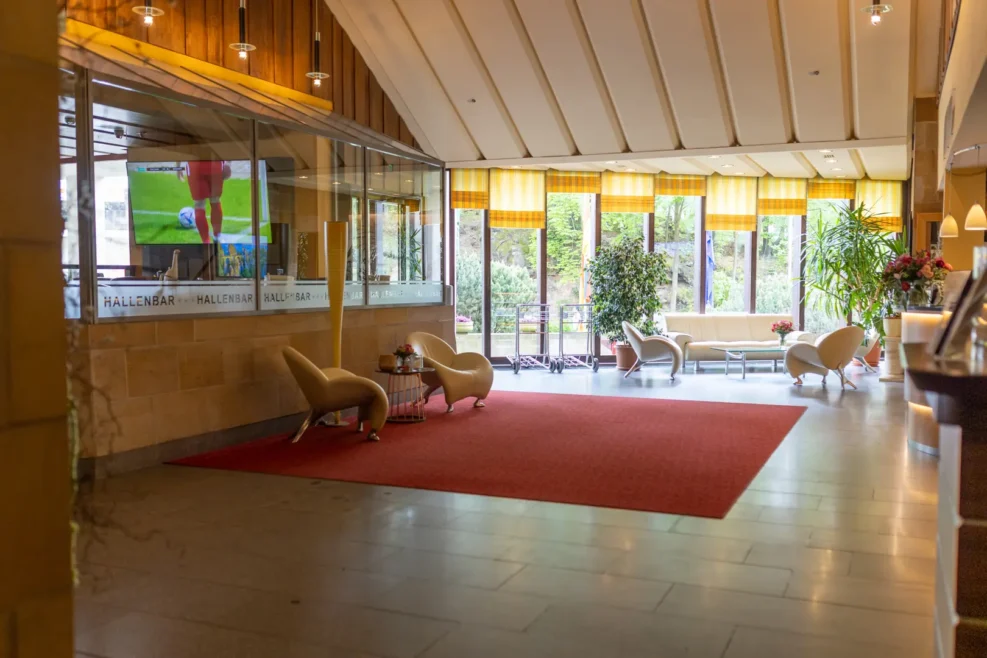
top-left (621, 321), bottom-right (683, 380)
top-left (785, 326), bottom-right (865, 390)
top-left (407, 332), bottom-right (493, 412)
top-left (282, 347), bottom-right (388, 442)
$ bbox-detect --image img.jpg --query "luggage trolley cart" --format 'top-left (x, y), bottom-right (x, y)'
top-left (553, 303), bottom-right (599, 373)
top-left (509, 303), bottom-right (553, 374)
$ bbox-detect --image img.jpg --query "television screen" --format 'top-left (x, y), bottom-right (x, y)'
top-left (127, 160), bottom-right (271, 245)
top-left (216, 243), bottom-right (267, 279)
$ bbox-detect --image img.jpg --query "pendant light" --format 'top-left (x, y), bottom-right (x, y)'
top-left (941, 171), bottom-right (959, 239)
top-left (964, 146), bottom-right (987, 231)
top-left (229, 0), bottom-right (256, 61)
top-left (132, 0), bottom-right (164, 27)
top-left (305, 0), bottom-right (330, 88)
top-left (861, 1), bottom-right (893, 25)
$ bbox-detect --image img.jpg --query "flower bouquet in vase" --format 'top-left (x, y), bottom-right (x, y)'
top-left (394, 343), bottom-right (418, 371)
top-left (881, 251), bottom-right (952, 309)
top-left (771, 320), bottom-right (794, 346)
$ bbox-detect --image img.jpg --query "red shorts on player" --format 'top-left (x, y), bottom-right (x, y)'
top-left (186, 161), bottom-right (225, 201)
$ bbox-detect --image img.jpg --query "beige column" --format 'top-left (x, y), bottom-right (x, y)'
top-left (0, 2), bottom-right (74, 656)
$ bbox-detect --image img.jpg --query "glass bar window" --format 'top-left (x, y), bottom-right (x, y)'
top-left (60, 68), bottom-right (81, 319)
top-left (367, 149), bottom-right (443, 306)
top-left (91, 78), bottom-right (254, 319)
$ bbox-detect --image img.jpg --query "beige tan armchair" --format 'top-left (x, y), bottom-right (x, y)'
top-left (785, 326), bottom-right (865, 390)
top-left (621, 321), bottom-right (683, 380)
top-left (282, 347), bottom-right (388, 442)
top-left (407, 332), bottom-right (493, 412)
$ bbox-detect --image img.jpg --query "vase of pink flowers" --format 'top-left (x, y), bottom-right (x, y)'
top-left (394, 343), bottom-right (418, 371)
top-left (882, 251), bottom-right (952, 309)
top-left (771, 319), bottom-right (794, 346)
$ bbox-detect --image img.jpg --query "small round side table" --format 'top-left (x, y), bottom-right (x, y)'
top-left (376, 367), bottom-right (435, 423)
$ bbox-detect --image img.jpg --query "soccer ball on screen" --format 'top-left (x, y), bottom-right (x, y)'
top-left (177, 207), bottom-right (196, 229)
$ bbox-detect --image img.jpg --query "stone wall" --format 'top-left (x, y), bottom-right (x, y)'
top-left (74, 304), bottom-right (455, 460)
top-left (0, 0), bottom-right (74, 654)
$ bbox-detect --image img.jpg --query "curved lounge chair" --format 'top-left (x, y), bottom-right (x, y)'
top-left (621, 321), bottom-right (683, 380)
top-left (282, 347), bottom-right (388, 442)
top-left (407, 332), bottom-right (493, 412)
top-left (785, 326), bottom-right (865, 390)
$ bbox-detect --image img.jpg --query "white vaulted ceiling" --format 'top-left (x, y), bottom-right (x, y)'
top-left (326, 0), bottom-right (941, 180)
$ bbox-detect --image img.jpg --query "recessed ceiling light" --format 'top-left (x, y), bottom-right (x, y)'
top-left (831, 167), bottom-right (843, 171)
top-left (708, 155), bottom-right (720, 159)
top-left (722, 164), bottom-right (734, 168)
top-left (405, 179), bottom-right (412, 182)
top-left (368, 188), bottom-right (374, 191)
top-left (299, 175), bottom-right (308, 179)
top-left (606, 160), bottom-right (618, 165)
top-left (625, 168), bottom-right (636, 172)
top-left (819, 149), bottom-right (832, 154)
top-left (836, 175), bottom-right (846, 179)
top-left (332, 181), bottom-right (340, 185)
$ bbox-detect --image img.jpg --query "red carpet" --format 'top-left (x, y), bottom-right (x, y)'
top-left (173, 392), bottom-right (805, 518)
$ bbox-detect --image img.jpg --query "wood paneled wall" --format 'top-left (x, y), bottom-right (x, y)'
top-left (66, 0), bottom-right (418, 148)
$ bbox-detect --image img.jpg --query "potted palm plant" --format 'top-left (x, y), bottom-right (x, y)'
top-left (588, 237), bottom-right (670, 370)
top-left (803, 204), bottom-right (904, 365)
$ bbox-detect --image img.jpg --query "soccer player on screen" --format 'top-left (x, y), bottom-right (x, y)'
top-left (178, 161), bottom-right (231, 244)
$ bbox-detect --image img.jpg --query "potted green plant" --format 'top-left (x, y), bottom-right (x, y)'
top-left (803, 204), bottom-right (904, 354)
top-left (588, 236), bottom-right (670, 370)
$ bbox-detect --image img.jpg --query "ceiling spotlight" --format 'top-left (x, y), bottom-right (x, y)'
top-left (229, 0), bottom-right (256, 61)
top-left (831, 167), bottom-right (843, 171)
top-left (861, 2), bottom-right (893, 25)
top-left (466, 98), bottom-right (476, 104)
top-left (306, 3), bottom-right (331, 88)
top-left (133, 1), bottom-right (164, 26)
top-left (709, 155), bottom-right (721, 159)
top-left (836, 175), bottom-right (847, 179)
top-left (625, 168), bottom-right (636, 172)
top-left (722, 164), bottom-right (734, 168)
top-left (332, 181), bottom-right (340, 186)
top-left (819, 149), bottom-right (832, 154)
top-left (299, 175), bottom-right (308, 179)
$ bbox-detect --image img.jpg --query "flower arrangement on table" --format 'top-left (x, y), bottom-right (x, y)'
top-left (881, 251), bottom-right (952, 308)
top-left (771, 320), bottom-right (795, 345)
top-left (393, 343), bottom-right (419, 371)
top-left (455, 315), bottom-right (474, 333)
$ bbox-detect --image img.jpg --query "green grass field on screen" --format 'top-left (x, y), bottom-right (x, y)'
top-left (129, 170), bottom-right (269, 245)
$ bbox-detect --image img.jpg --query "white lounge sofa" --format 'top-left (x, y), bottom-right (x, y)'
top-left (662, 313), bottom-right (814, 372)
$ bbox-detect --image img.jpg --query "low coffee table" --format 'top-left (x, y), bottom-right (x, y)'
top-left (710, 346), bottom-right (787, 379)
top-left (376, 367), bottom-right (435, 423)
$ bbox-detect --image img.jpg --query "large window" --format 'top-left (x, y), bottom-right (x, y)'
top-left (547, 193), bottom-right (594, 358)
top-left (655, 196), bottom-right (699, 312)
top-left (601, 212), bottom-right (645, 247)
top-left (804, 200), bottom-right (849, 334)
top-left (489, 227), bottom-right (539, 358)
top-left (707, 230), bottom-right (747, 313)
top-left (755, 215), bottom-right (799, 316)
top-left (454, 209), bottom-right (483, 353)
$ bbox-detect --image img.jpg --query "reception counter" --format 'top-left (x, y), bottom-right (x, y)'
top-left (902, 343), bottom-right (987, 658)
top-left (903, 310), bottom-right (944, 455)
